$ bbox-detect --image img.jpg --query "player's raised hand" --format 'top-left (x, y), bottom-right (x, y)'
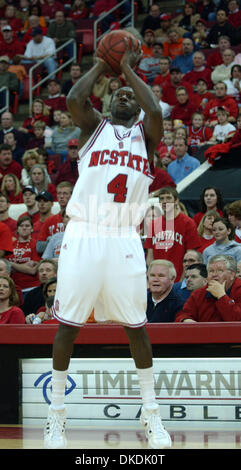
top-left (120, 37), bottom-right (142, 70)
top-left (93, 52), bottom-right (113, 75)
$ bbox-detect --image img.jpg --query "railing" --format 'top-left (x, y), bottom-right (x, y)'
top-left (0, 86), bottom-right (9, 114)
top-left (28, 38), bottom-right (77, 114)
top-left (93, 0), bottom-right (135, 50)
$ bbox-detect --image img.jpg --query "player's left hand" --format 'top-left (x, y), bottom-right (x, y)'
top-left (206, 280), bottom-right (226, 299)
top-left (120, 37), bottom-right (142, 70)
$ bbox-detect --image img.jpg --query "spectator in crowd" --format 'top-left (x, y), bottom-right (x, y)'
top-left (163, 28), bottom-right (184, 60)
top-left (192, 18), bottom-right (209, 48)
top-left (175, 255), bottom-right (241, 322)
top-left (55, 139), bottom-right (79, 186)
top-left (32, 191), bottom-right (54, 239)
top-left (0, 221), bottom-right (13, 256)
top-left (0, 191), bottom-right (17, 235)
top-left (0, 112), bottom-right (28, 147)
top-left (145, 186), bottom-right (201, 281)
top-left (22, 14), bottom-right (48, 45)
top-left (167, 137), bottom-right (200, 183)
top-left (172, 249), bottom-right (204, 301)
top-left (0, 275), bottom-right (25, 324)
top-left (148, 152), bottom-right (176, 193)
top-left (184, 51), bottom-right (212, 89)
top-left (138, 42), bottom-right (164, 84)
top-left (154, 13), bottom-right (185, 44)
top-left (206, 35), bottom-right (232, 69)
top-left (36, 181), bottom-right (73, 254)
top-left (203, 217), bottom-right (241, 265)
top-left (47, 10), bottom-right (76, 60)
top-left (69, 0), bottom-right (89, 23)
top-left (22, 258), bottom-right (58, 316)
top-left (152, 56), bottom-right (171, 89)
top-left (3, 132), bottom-right (24, 165)
top-left (194, 78), bottom-right (214, 110)
top-left (203, 81), bottom-right (239, 127)
top-left (0, 144), bottom-right (22, 181)
top-left (227, 0), bottom-right (241, 28)
top-left (141, 29), bottom-right (155, 58)
top-left (41, 0), bottom-right (65, 22)
top-left (211, 48), bottom-right (236, 85)
top-left (21, 149), bottom-right (44, 186)
top-left (170, 86), bottom-right (199, 126)
top-left (61, 62), bottom-right (82, 96)
top-left (173, 2), bottom-right (201, 35)
top-left (150, 84), bottom-right (171, 119)
top-left (42, 210), bottom-right (69, 261)
top-left (206, 9), bottom-right (236, 45)
top-left (19, 185), bottom-right (40, 225)
top-left (4, 5), bottom-right (23, 32)
top-left (101, 77), bottom-right (122, 118)
top-left (25, 276), bottom-right (58, 324)
top-left (28, 163), bottom-right (57, 200)
top-left (223, 64), bottom-right (241, 101)
top-left (1, 173), bottom-right (23, 204)
top-left (197, 209), bottom-right (218, 252)
top-left (44, 78), bottom-right (67, 116)
top-left (146, 259), bottom-right (184, 323)
top-left (140, 3), bottom-right (161, 36)
top-left (193, 186), bottom-right (224, 226)
top-left (196, 0), bottom-right (216, 22)
top-left (226, 200), bottom-right (241, 243)
top-left (48, 111), bottom-right (81, 162)
top-left (156, 131), bottom-right (176, 161)
top-left (187, 112), bottom-right (213, 155)
top-left (0, 55), bottom-right (19, 109)
top-left (171, 37), bottom-right (195, 74)
top-left (7, 216), bottom-right (41, 296)
top-left (26, 121), bottom-right (46, 150)
top-left (208, 106), bottom-right (236, 143)
top-left (0, 25), bottom-right (25, 59)
top-left (161, 67), bottom-right (196, 106)
top-left (19, 98), bottom-right (51, 135)
top-left (21, 26), bottom-right (58, 78)
top-left (0, 257), bottom-right (23, 306)
top-left (174, 263), bottom-right (208, 303)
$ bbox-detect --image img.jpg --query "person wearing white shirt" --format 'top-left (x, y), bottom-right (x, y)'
top-left (211, 48), bottom-right (236, 85)
top-left (21, 26), bottom-right (57, 78)
top-left (209, 106), bottom-right (236, 143)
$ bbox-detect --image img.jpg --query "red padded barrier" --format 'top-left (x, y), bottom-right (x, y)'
top-left (0, 323), bottom-right (241, 345)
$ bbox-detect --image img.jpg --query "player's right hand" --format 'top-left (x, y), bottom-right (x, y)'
top-left (120, 38), bottom-right (142, 70)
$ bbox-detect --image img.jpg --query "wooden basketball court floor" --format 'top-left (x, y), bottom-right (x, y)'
top-left (0, 422), bottom-right (240, 449)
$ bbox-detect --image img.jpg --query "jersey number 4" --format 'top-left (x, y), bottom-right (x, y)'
top-left (107, 173), bottom-right (128, 203)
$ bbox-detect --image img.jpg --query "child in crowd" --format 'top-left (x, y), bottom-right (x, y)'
top-left (26, 121), bottom-right (46, 150)
top-left (163, 117), bottom-right (174, 134)
top-left (156, 132), bottom-right (176, 165)
top-left (209, 107), bottom-right (236, 143)
top-left (187, 112), bottom-right (213, 154)
top-left (194, 78), bottom-right (214, 109)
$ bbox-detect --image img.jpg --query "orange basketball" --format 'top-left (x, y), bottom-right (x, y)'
top-left (96, 30), bottom-right (139, 75)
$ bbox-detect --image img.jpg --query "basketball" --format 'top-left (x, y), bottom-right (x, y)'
top-left (96, 30), bottom-right (139, 75)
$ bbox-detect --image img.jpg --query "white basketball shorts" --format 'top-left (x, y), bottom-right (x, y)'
top-left (53, 220), bottom-right (147, 328)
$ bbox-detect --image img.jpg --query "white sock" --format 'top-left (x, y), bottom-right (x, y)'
top-left (136, 366), bottom-right (158, 410)
top-left (50, 369), bottom-right (68, 410)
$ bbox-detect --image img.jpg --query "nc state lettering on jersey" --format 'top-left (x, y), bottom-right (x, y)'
top-left (153, 231), bottom-right (183, 245)
top-left (88, 149), bottom-right (151, 176)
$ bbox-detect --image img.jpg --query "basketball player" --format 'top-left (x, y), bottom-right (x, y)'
top-left (44, 39), bottom-right (172, 449)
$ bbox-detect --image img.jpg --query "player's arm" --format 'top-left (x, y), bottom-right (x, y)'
top-left (120, 40), bottom-right (163, 162)
top-left (66, 60), bottom-right (109, 135)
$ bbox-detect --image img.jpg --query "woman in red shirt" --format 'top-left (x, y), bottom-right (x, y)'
top-left (193, 186), bottom-right (224, 226)
top-left (0, 275), bottom-right (25, 324)
top-left (19, 98), bottom-right (51, 135)
top-left (7, 216), bottom-right (41, 294)
top-left (197, 209), bottom-right (218, 252)
top-left (1, 173), bottom-right (23, 204)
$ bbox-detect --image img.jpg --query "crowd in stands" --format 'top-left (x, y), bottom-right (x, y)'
top-left (1, 0), bottom-right (241, 325)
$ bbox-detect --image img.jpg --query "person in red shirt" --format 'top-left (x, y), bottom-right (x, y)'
top-left (36, 181), bottom-right (73, 254)
top-left (203, 81), bottom-right (239, 127)
top-left (152, 56), bottom-right (171, 89)
top-left (0, 192), bottom-right (17, 235)
top-left (171, 86), bottom-right (199, 126)
top-left (1, 173), bottom-right (23, 204)
top-left (55, 139), bottom-right (79, 186)
top-left (206, 35), bottom-right (232, 70)
top-left (193, 78), bottom-right (214, 110)
top-left (187, 111), bottom-right (213, 155)
top-left (32, 190), bottom-right (54, 239)
top-left (7, 216), bottom-right (41, 293)
top-left (161, 67), bottom-right (197, 106)
top-left (41, 0), bottom-right (64, 22)
top-left (184, 51), bottom-right (212, 89)
top-left (0, 221), bottom-right (13, 256)
top-left (0, 275), bottom-right (25, 324)
top-left (175, 254), bottom-right (241, 322)
top-left (196, 209), bottom-right (217, 252)
top-left (44, 79), bottom-right (67, 121)
top-left (0, 144), bottom-right (22, 181)
top-left (145, 187), bottom-right (201, 281)
top-left (227, 0), bottom-right (241, 29)
top-left (0, 25), bottom-right (25, 59)
top-left (193, 186), bottom-right (224, 226)
top-left (19, 98), bottom-right (51, 135)
top-left (4, 5), bottom-right (23, 31)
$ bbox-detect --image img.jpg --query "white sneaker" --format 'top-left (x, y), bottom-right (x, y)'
top-left (44, 407), bottom-right (67, 449)
top-left (140, 406), bottom-right (172, 449)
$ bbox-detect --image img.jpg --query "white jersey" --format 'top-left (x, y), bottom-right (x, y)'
top-left (66, 118), bottom-right (154, 229)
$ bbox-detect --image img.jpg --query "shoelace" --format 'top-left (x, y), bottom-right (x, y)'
top-left (147, 413), bottom-right (166, 437)
top-left (47, 413), bottom-right (65, 438)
